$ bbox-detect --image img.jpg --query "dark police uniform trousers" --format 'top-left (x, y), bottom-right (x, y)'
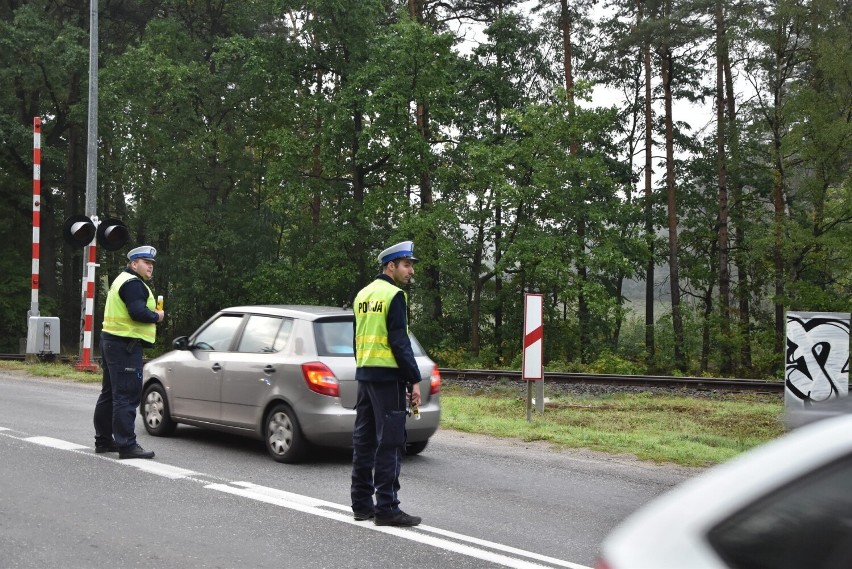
top-left (93, 332), bottom-right (145, 449)
top-left (350, 379), bottom-right (409, 515)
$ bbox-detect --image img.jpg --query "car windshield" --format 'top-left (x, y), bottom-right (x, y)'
top-left (314, 318), bottom-right (427, 357)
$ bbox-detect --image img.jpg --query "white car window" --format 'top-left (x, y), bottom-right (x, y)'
top-left (238, 316), bottom-right (293, 353)
top-left (194, 314), bottom-right (244, 351)
top-left (708, 453), bottom-right (852, 569)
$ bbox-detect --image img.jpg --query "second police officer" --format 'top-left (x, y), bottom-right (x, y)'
top-left (350, 241), bottom-right (423, 527)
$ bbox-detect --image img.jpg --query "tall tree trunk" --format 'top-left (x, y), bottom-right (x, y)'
top-left (639, 0), bottom-right (656, 368)
top-left (60, 110), bottom-right (85, 350)
top-left (771, 50), bottom-right (786, 362)
top-left (561, 0), bottom-right (589, 361)
top-left (470, 217), bottom-right (487, 355)
top-left (723, 37), bottom-right (751, 371)
top-left (661, 39), bottom-right (685, 371)
top-left (409, 0), bottom-right (442, 325)
top-left (715, 0), bottom-right (732, 374)
top-left (772, 142), bottom-right (785, 359)
top-left (311, 69), bottom-right (323, 228)
top-left (700, 260), bottom-right (717, 373)
top-left (352, 105), bottom-right (367, 289)
top-left (494, 197), bottom-right (504, 360)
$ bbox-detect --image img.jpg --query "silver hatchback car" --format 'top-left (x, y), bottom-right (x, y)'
top-left (141, 305), bottom-right (441, 463)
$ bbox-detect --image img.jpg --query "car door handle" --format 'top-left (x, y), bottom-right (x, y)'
top-left (263, 365), bottom-right (276, 374)
top-left (211, 363), bottom-right (222, 372)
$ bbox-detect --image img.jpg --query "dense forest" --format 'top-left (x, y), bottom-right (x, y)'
top-left (1, 0), bottom-right (849, 378)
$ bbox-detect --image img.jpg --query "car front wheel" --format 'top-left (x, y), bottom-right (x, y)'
top-left (142, 383), bottom-right (177, 436)
top-left (265, 403), bottom-right (307, 463)
top-left (406, 440), bottom-right (428, 455)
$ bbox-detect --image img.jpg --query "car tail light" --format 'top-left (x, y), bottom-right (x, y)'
top-left (301, 362), bottom-right (339, 397)
top-left (429, 365), bottom-right (441, 395)
top-left (594, 558), bottom-right (613, 569)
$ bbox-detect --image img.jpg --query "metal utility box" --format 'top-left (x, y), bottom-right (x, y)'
top-left (26, 316), bottom-right (61, 355)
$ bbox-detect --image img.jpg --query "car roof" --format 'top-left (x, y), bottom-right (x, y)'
top-left (219, 305), bottom-right (354, 321)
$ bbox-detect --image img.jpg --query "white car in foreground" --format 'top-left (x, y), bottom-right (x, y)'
top-left (597, 405), bottom-right (852, 569)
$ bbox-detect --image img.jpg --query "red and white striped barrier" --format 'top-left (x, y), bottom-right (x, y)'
top-left (31, 117), bottom-right (41, 317)
top-left (75, 237), bottom-right (100, 372)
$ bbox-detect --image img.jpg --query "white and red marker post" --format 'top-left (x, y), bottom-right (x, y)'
top-left (31, 117), bottom-right (41, 318)
top-left (522, 293), bottom-right (544, 420)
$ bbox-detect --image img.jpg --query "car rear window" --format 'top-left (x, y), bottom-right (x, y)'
top-left (315, 319), bottom-right (355, 356)
top-left (314, 318), bottom-right (427, 357)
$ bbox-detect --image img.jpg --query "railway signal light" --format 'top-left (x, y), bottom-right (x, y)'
top-left (62, 215), bottom-right (130, 250)
top-left (62, 214), bottom-right (96, 248)
top-left (96, 218), bottom-right (129, 251)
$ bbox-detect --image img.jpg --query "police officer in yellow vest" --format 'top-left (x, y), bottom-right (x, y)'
top-left (350, 241), bottom-right (423, 527)
top-left (93, 245), bottom-right (164, 459)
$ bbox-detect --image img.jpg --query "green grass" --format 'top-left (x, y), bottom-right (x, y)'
top-left (440, 384), bottom-right (785, 467)
top-left (0, 360), bottom-right (102, 383)
top-left (1, 361), bottom-right (785, 467)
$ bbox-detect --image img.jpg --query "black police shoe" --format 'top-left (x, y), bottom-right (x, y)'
top-left (95, 441), bottom-right (119, 453)
top-left (374, 510), bottom-right (421, 527)
top-left (353, 509), bottom-right (375, 521)
top-left (118, 444), bottom-right (155, 459)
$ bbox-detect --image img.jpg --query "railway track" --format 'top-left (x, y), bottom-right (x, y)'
top-left (439, 368), bottom-right (784, 394)
top-left (1, 354), bottom-right (783, 394)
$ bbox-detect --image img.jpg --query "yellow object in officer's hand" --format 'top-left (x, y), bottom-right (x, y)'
top-left (156, 295), bottom-right (164, 310)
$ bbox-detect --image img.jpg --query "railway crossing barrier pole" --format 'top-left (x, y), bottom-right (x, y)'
top-left (30, 117), bottom-right (41, 319)
top-left (75, 230), bottom-right (100, 372)
top-left (24, 117), bottom-right (62, 362)
top-left (522, 293), bottom-right (544, 420)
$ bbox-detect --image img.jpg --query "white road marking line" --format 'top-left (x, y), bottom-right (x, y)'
top-left (117, 459), bottom-right (199, 479)
top-left (417, 525), bottom-right (589, 569)
top-left (211, 482), bottom-right (590, 569)
top-left (24, 436), bottom-right (88, 450)
top-left (229, 482), bottom-right (588, 569)
top-left (5, 431), bottom-right (591, 569)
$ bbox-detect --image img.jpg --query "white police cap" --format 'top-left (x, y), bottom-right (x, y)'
top-left (128, 245), bottom-right (157, 262)
top-left (378, 241), bottom-right (417, 265)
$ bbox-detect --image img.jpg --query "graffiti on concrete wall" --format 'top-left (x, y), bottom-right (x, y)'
top-left (785, 312), bottom-right (850, 407)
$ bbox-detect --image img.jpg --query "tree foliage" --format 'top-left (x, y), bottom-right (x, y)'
top-left (1, 0), bottom-right (848, 378)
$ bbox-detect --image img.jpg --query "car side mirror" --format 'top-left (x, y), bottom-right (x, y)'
top-left (173, 336), bottom-right (190, 350)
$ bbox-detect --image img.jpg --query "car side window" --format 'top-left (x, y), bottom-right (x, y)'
top-left (238, 315), bottom-right (293, 353)
top-left (708, 452), bottom-right (852, 569)
top-left (193, 314), bottom-right (244, 352)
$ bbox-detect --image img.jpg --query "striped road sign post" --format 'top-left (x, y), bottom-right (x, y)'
top-left (522, 293), bottom-right (544, 420)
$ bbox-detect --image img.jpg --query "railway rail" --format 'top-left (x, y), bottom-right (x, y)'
top-left (440, 368), bottom-right (784, 394)
top-left (2, 354), bottom-right (783, 394)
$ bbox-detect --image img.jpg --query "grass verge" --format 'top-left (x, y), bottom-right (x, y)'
top-left (440, 384), bottom-right (785, 468)
top-left (0, 360), bottom-right (102, 384)
top-left (1, 361), bottom-right (785, 467)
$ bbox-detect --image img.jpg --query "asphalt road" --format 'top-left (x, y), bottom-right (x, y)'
top-left (0, 371), bottom-right (700, 569)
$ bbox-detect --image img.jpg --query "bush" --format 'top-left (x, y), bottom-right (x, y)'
top-left (588, 350), bottom-right (644, 375)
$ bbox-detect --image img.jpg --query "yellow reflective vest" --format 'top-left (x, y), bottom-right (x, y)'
top-left (354, 278), bottom-right (406, 368)
top-left (102, 271), bottom-right (157, 343)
